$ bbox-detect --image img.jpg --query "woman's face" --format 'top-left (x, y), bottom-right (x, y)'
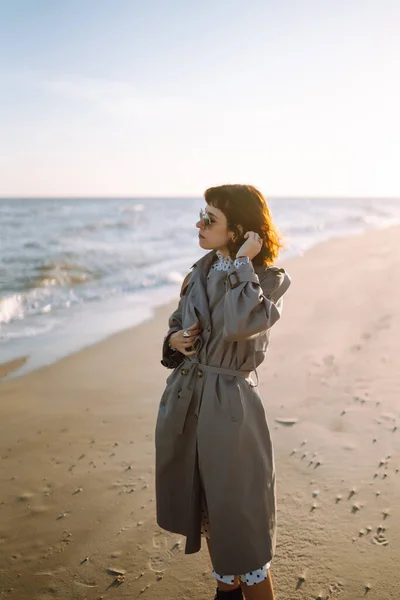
top-left (196, 204), bottom-right (234, 252)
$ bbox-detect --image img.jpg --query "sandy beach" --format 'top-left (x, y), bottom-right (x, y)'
top-left (1, 225), bottom-right (400, 600)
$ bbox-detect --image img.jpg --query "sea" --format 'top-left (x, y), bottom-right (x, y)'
top-left (1, 196), bottom-right (400, 377)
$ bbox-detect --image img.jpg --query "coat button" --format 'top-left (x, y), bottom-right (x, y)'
top-left (180, 368), bottom-right (188, 376)
top-left (197, 370), bottom-right (203, 378)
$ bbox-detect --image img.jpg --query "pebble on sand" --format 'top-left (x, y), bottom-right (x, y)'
top-left (275, 417), bottom-right (299, 426)
top-left (348, 488), bottom-right (357, 499)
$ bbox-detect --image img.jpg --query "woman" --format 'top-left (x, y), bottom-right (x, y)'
top-left (155, 184), bottom-right (291, 600)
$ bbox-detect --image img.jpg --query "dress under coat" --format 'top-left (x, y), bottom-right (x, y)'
top-left (155, 249), bottom-right (291, 576)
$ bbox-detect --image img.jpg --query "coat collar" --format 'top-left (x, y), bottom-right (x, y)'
top-left (190, 250), bottom-right (269, 277)
top-left (190, 249), bottom-right (216, 272)
top-left (187, 251), bottom-right (271, 326)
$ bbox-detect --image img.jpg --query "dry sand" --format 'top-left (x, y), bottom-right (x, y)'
top-left (1, 225), bottom-right (399, 599)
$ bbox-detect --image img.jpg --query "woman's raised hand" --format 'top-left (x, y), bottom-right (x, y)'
top-left (236, 231), bottom-right (263, 260)
top-left (169, 321), bottom-right (202, 356)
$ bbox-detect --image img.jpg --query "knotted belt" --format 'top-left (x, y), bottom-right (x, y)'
top-left (173, 358), bottom-right (254, 434)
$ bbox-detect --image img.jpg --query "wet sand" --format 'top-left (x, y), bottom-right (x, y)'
top-left (1, 225), bottom-right (399, 599)
top-left (0, 356), bottom-right (28, 379)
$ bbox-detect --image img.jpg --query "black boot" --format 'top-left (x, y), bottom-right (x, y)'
top-left (214, 585), bottom-right (243, 599)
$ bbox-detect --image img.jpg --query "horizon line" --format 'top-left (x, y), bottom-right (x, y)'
top-left (1, 194), bottom-right (399, 200)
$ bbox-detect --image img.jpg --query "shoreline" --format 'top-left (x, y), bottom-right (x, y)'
top-left (2, 222), bottom-right (400, 382)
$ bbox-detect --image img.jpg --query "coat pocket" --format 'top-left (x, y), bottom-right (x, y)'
top-left (160, 369), bottom-right (182, 406)
top-left (247, 381), bottom-right (266, 416)
top-left (218, 376), bottom-right (244, 423)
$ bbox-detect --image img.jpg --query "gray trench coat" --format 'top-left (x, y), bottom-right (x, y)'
top-left (155, 249), bottom-right (291, 576)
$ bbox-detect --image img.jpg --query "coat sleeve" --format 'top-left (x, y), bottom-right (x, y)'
top-left (223, 262), bottom-right (291, 342)
top-left (160, 272), bottom-right (192, 369)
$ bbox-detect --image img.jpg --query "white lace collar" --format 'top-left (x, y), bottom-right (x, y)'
top-left (210, 250), bottom-right (236, 272)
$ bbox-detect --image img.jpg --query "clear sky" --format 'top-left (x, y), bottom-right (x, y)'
top-left (0, 0), bottom-right (399, 198)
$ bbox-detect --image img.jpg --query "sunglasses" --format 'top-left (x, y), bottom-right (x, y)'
top-left (199, 208), bottom-right (212, 228)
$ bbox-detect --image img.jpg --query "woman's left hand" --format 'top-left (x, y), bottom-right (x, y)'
top-left (236, 231), bottom-right (263, 260)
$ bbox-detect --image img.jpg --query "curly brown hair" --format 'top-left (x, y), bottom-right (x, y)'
top-left (204, 184), bottom-right (284, 266)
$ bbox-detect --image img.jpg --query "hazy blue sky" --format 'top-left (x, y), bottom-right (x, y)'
top-left (0, 0), bottom-right (399, 197)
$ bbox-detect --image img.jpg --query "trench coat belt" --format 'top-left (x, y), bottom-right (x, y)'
top-left (174, 358), bottom-right (253, 435)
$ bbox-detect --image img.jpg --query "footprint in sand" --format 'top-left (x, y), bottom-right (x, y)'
top-left (149, 534), bottom-right (182, 572)
top-left (377, 314), bottom-right (391, 331)
top-left (17, 491), bottom-right (34, 502)
top-left (328, 581), bottom-right (345, 594)
top-left (351, 343), bottom-right (362, 352)
top-left (373, 526), bottom-right (389, 546)
top-left (149, 552), bottom-right (168, 572)
top-left (29, 505), bottom-right (49, 515)
top-left (152, 530), bottom-right (167, 550)
top-left (323, 354), bottom-right (335, 368)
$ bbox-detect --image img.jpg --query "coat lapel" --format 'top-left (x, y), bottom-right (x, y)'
top-left (188, 250), bottom-right (215, 326)
top-left (187, 252), bottom-right (272, 325)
